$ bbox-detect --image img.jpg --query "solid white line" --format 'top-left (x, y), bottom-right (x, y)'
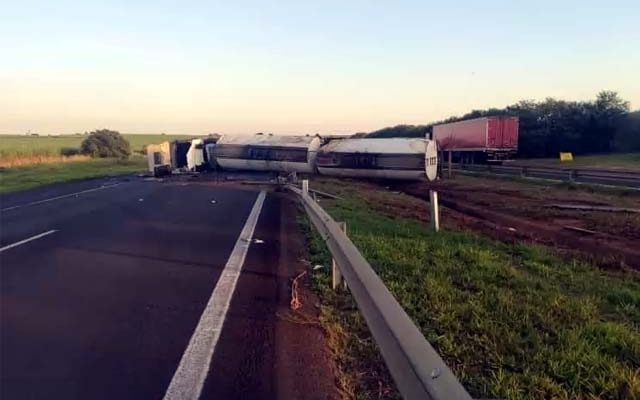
top-left (163, 190), bottom-right (267, 400)
top-left (0, 230), bottom-right (58, 252)
top-left (0, 183), bottom-right (122, 212)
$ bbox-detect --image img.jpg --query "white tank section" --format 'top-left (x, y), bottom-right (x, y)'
top-left (316, 138), bottom-right (436, 180)
top-left (186, 139), bottom-right (205, 171)
top-left (205, 143), bottom-right (218, 168)
top-left (213, 134), bottom-right (321, 173)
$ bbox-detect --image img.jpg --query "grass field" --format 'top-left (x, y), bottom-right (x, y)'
top-left (0, 134), bottom-right (195, 167)
top-left (0, 134), bottom-right (181, 192)
top-left (0, 134), bottom-right (194, 154)
top-left (512, 152), bottom-right (640, 170)
top-left (302, 177), bottom-right (640, 400)
top-left (0, 157), bottom-right (147, 193)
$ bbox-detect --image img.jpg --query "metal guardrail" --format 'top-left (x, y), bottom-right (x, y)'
top-left (452, 164), bottom-right (640, 188)
top-left (288, 184), bottom-right (473, 400)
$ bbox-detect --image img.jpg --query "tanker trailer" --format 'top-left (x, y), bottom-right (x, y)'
top-left (316, 138), bottom-right (438, 180)
top-left (213, 134), bottom-right (321, 173)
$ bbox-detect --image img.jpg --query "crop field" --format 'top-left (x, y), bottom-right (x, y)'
top-left (0, 134), bottom-right (194, 167)
top-left (0, 134), bottom-right (187, 192)
top-left (511, 152), bottom-right (640, 170)
top-left (302, 177), bottom-right (640, 400)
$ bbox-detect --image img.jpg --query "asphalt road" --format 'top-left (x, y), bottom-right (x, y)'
top-left (0, 177), bottom-right (337, 400)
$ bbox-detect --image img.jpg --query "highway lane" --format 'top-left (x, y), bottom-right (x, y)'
top-left (200, 192), bottom-right (339, 400)
top-left (0, 175), bottom-right (134, 212)
top-left (1, 180), bottom-right (259, 399)
top-left (0, 178), bottom-right (338, 400)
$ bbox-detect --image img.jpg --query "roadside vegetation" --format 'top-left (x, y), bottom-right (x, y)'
top-left (0, 130), bottom-right (156, 193)
top-left (365, 91), bottom-right (640, 157)
top-left (0, 133), bottom-right (192, 167)
top-left (0, 158), bottom-right (146, 193)
top-left (301, 177), bottom-right (640, 400)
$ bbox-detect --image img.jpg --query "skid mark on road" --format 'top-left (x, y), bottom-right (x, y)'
top-left (163, 190), bottom-right (267, 400)
top-left (1, 183), bottom-right (122, 212)
top-left (0, 230), bottom-right (58, 252)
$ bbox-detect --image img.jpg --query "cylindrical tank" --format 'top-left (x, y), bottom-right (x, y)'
top-left (213, 134), bottom-right (321, 173)
top-left (317, 138), bottom-right (438, 180)
top-left (425, 139), bottom-right (438, 181)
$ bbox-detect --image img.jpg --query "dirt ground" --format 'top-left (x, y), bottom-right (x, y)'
top-left (310, 175), bottom-right (640, 270)
top-left (388, 175), bottom-right (640, 269)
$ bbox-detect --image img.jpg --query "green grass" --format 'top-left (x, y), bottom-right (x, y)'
top-left (0, 133), bottom-right (194, 157)
top-left (302, 178), bottom-right (640, 400)
top-left (0, 157), bottom-right (147, 193)
top-left (0, 134), bottom-right (193, 193)
top-left (513, 153), bottom-right (640, 170)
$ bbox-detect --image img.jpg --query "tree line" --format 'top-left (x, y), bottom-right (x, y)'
top-left (365, 91), bottom-right (640, 158)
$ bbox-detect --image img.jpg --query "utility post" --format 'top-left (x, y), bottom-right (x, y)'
top-left (332, 221), bottom-right (348, 290)
top-left (429, 190), bottom-right (440, 232)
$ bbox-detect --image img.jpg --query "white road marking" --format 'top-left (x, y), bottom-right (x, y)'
top-left (0, 183), bottom-right (122, 212)
top-left (0, 230), bottom-right (58, 253)
top-left (163, 190), bottom-right (267, 400)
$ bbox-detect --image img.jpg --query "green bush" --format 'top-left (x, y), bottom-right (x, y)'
top-left (80, 129), bottom-right (131, 158)
top-left (60, 147), bottom-right (81, 156)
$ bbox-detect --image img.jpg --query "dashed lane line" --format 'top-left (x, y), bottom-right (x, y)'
top-left (0, 230), bottom-right (58, 253)
top-left (1, 183), bottom-right (123, 212)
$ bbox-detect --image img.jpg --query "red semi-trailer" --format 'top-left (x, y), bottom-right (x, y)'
top-left (432, 116), bottom-right (518, 163)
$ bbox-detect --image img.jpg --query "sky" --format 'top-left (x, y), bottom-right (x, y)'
top-left (1, 0), bottom-right (639, 135)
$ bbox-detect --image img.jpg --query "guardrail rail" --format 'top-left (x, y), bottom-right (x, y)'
top-left (288, 183), bottom-right (473, 400)
top-left (452, 163), bottom-right (640, 188)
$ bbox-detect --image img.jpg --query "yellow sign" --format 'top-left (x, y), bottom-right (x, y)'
top-left (559, 152), bottom-right (573, 162)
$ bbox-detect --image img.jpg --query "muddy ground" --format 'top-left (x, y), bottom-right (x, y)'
top-left (308, 174), bottom-right (640, 270)
top-left (387, 176), bottom-right (640, 269)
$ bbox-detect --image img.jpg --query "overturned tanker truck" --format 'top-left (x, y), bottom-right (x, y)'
top-left (147, 133), bottom-right (438, 181)
top-left (214, 134), bottom-right (321, 173)
top-left (317, 138), bottom-right (438, 181)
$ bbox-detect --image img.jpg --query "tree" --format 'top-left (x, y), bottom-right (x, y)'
top-left (80, 129), bottom-right (131, 158)
top-left (367, 124), bottom-right (430, 138)
top-left (586, 91), bottom-right (631, 152)
top-left (364, 91), bottom-right (634, 158)
top-left (615, 110), bottom-right (640, 152)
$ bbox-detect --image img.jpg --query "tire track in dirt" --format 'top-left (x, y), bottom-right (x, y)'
top-left (395, 182), bottom-right (640, 269)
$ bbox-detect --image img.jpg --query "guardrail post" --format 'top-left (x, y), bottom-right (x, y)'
top-left (302, 179), bottom-right (309, 196)
top-left (429, 190), bottom-right (440, 232)
top-left (569, 170), bottom-right (575, 182)
top-left (520, 167), bottom-right (527, 177)
top-left (447, 151), bottom-right (452, 178)
top-left (332, 221), bottom-right (347, 290)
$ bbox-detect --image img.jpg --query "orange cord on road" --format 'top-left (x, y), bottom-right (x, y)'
top-left (290, 270), bottom-right (307, 310)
